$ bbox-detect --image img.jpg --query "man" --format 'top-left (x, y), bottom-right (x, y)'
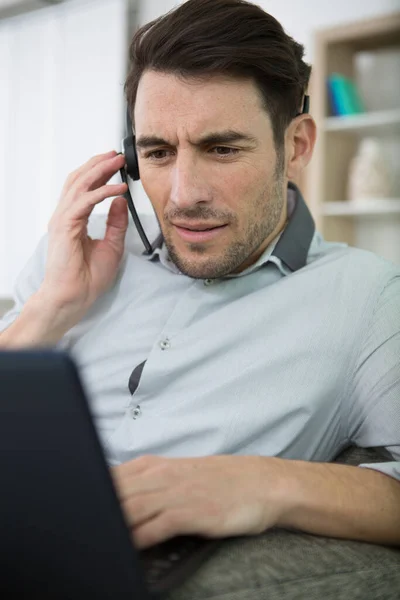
top-left (1, 0), bottom-right (399, 553)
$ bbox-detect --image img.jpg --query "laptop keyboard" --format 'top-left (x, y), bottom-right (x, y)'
top-left (139, 535), bottom-right (219, 596)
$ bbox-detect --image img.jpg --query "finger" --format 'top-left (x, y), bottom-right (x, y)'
top-left (69, 183), bottom-right (128, 221)
top-left (112, 455), bottom-right (162, 484)
top-left (103, 196), bottom-right (128, 252)
top-left (70, 154), bottom-right (126, 197)
top-left (62, 150), bottom-right (118, 194)
top-left (49, 183), bottom-right (126, 232)
top-left (121, 491), bottom-right (164, 529)
top-left (111, 457), bottom-right (171, 506)
top-left (133, 509), bottom-right (201, 550)
top-left (112, 471), bottom-right (167, 505)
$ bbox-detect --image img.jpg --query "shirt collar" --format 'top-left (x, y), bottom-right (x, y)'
top-left (143, 181), bottom-right (315, 276)
top-left (271, 181), bottom-right (315, 272)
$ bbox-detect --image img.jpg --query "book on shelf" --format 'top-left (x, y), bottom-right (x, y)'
top-left (327, 73), bottom-right (365, 117)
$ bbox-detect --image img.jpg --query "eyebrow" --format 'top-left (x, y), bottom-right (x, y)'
top-left (135, 130), bottom-right (258, 149)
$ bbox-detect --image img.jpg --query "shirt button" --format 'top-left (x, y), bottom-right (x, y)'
top-left (204, 279), bottom-right (214, 286)
top-left (131, 405), bottom-right (141, 419)
top-left (159, 338), bottom-right (171, 350)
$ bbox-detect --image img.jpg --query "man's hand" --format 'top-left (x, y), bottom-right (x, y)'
top-left (43, 150), bottom-right (129, 320)
top-left (111, 454), bottom-right (284, 549)
top-left (0, 150), bottom-right (130, 349)
top-left (111, 454), bottom-right (400, 550)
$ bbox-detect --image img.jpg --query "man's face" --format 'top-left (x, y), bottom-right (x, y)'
top-left (134, 71), bottom-right (287, 279)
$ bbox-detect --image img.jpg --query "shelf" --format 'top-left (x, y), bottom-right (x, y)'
top-left (322, 198), bottom-right (400, 216)
top-left (323, 108), bottom-right (400, 135)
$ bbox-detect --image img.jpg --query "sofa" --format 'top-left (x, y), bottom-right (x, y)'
top-left (166, 446), bottom-right (400, 600)
top-left (0, 298), bottom-right (14, 319)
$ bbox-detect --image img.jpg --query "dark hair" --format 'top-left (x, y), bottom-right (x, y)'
top-left (124, 0), bottom-right (311, 151)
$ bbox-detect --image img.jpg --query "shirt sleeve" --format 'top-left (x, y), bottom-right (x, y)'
top-left (0, 234), bottom-right (49, 334)
top-left (345, 268), bottom-right (400, 482)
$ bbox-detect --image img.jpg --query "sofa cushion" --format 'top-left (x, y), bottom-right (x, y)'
top-left (333, 445), bottom-right (393, 466)
top-left (166, 528), bottom-right (400, 600)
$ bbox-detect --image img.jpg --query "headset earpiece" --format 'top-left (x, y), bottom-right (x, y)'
top-left (296, 94), bottom-right (310, 117)
top-left (119, 106), bottom-right (152, 254)
top-left (123, 108), bottom-right (140, 181)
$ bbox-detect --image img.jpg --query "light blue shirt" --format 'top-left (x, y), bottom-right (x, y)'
top-left (1, 183), bottom-right (399, 482)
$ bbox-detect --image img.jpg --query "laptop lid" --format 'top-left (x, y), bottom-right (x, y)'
top-left (0, 349), bottom-right (152, 600)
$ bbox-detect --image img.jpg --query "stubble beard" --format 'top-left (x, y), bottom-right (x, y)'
top-left (162, 164), bottom-right (285, 280)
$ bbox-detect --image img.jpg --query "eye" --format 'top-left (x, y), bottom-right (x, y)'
top-left (144, 149), bottom-right (173, 160)
top-left (210, 146), bottom-right (239, 157)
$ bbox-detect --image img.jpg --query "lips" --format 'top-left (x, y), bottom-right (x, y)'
top-left (172, 221), bottom-right (227, 230)
top-left (174, 224), bottom-right (228, 242)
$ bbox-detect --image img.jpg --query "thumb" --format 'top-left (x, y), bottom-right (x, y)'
top-left (104, 196), bottom-right (128, 253)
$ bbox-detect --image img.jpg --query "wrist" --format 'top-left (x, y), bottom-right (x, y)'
top-left (4, 290), bottom-right (78, 348)
top-left (29, 287), bottom-right (83, 337)
top-left (271, 459), bottom-right (325, 531)
top-left (260, 457), bottom-right (302, 530)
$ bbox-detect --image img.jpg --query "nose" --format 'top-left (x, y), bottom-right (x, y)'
top-left (169, 152), bottom-right (212, 209)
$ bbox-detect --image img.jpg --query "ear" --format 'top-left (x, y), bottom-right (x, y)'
top-left (284, 115), bottom-right (317, 182)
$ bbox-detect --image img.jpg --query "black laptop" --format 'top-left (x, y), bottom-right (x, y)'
top-left (0, 350), bottom-right (220, 599)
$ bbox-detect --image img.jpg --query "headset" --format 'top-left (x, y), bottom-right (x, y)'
top-left (119, 109), bottom-right (152, 254)
top-left (119, 94), bottom-right (310, 255)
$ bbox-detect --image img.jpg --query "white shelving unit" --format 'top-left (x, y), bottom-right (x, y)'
top-left (323, 198), bottom-right (400, 217)
top-left (323, 108), bottom-right (400, 135)
top-left (305, 13), bottom-right (400, 266)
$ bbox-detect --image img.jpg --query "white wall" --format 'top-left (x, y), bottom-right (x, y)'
top-left (257, 0), bottom-right (400, 62)
top-left (0, 0), bottom-right (127, 298)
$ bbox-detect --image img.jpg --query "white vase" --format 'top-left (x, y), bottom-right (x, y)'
top-left (347, 137), bottom-right (392, 201)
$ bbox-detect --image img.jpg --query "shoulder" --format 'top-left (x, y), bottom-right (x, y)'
top-left (304, 234), bottom-right (399, 326)
top-left (307, 233), bottom-right (399, 289)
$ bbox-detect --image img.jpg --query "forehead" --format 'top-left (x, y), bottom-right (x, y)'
top-left (133, 70), bottom-right (271, 138)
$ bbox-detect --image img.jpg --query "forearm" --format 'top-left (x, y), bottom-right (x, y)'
top-left (0, 291), bottom-right (73, 348)
top-left (273, 458), bottom-right (400, 547)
